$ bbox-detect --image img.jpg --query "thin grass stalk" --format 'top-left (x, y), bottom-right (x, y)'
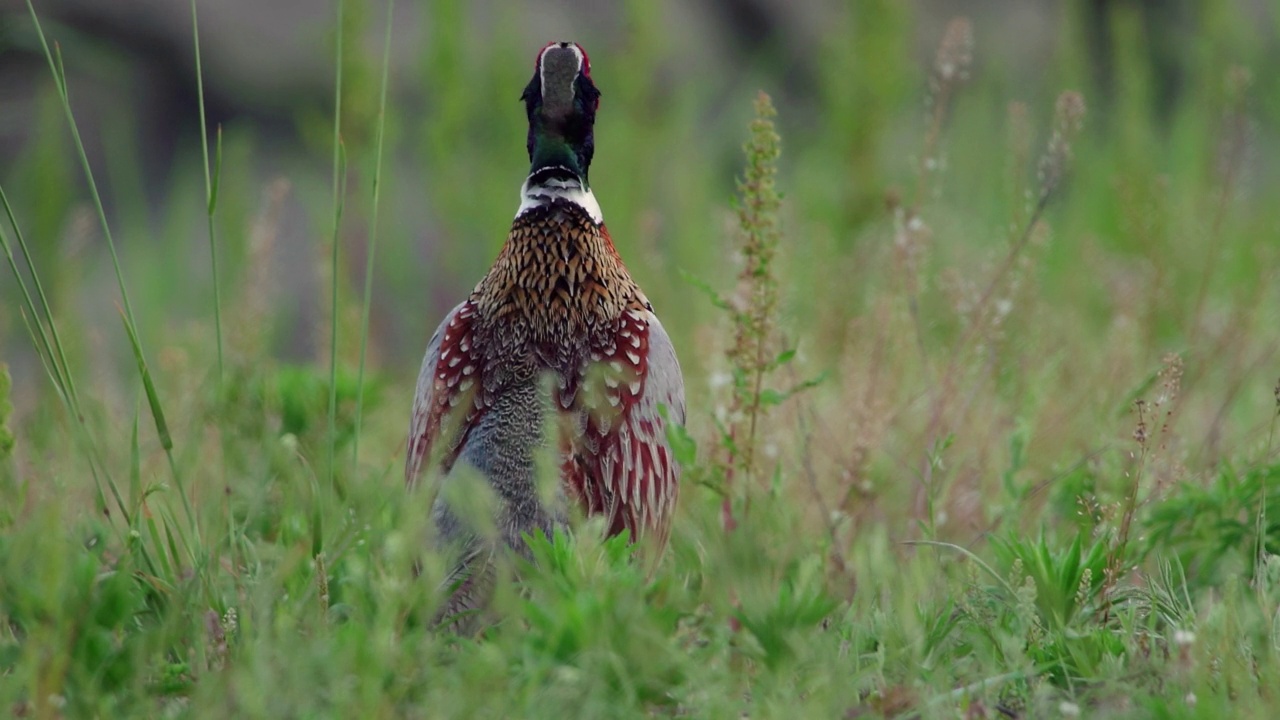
top-left (0, 186), bottom-right (80, 411)
top-left (353, 0), bottom-right (395, 470)
top-left (26, 2), bottom-right (201, 549)
top-left (189, 0), bottom-right (239, 585)
top-left (1103, 399), bottom-right (1150, 619)
top-left (1, 219), bottom-right (65, 401)
top-left (190, 0), bottom-right (224, 385)
top-left (323, 0), bottom-right (348, 554)
top-left (130, 405), bottom-right (170, 580)
top-left (3, 190), bottom-right (173, 578)
top-left (26, 6), bottom-right (144, 365)
top-left (3, 188), bottom-right (132, 528)
top-left (118, 307), bottom-right (200, 562)
top-left (13, 307), bottom-right (110, 515)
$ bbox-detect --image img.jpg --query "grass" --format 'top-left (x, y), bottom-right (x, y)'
top-left (2, 0), bottom-right (1280, 717)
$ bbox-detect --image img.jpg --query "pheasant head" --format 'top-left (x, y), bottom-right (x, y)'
top-left (521, 42), bottom-right (600, 183)
top-left (515, 42), bottom-right (604, 224)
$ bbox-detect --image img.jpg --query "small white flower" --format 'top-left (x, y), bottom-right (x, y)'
top-left (1185, 692), bottom-right (1197, 706)
top-left (1174, 629), bottom-right (1196, 646)
top-left (1059, 701), bottom-right (1080, 717)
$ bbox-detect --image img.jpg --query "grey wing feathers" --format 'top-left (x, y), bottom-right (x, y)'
top-left (405, 302), bottom-right (466, 486)
top-left (645, 312), bottom-right (686, 427)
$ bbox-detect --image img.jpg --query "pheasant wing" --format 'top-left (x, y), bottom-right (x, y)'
top-left (571, 307), bottom-right (685, 549)
top-left (405, 301), bottom-right (484, 487)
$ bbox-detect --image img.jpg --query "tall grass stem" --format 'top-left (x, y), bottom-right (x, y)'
top-left (190, 0), bottom-right (224, 386)
top-left (353, 0), bottom-right (396, 471)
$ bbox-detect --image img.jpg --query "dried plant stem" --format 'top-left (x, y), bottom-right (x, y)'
top-left (1103, 400), bottom-right (1150, 618)
top-left (720, 91), bottom-right (783, 531)
top-left (912, 91), bottom-right (1085, 524)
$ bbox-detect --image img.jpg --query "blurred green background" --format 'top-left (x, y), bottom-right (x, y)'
top-left (3, 0), bottom-right (1275, 413)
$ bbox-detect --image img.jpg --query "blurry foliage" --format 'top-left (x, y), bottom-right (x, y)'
top-left (1144, 462), bottom-right (1280, 589)
top-left (0, 523), bottom-right (160, 717)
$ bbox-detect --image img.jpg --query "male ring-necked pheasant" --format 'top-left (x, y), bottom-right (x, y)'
top-left (405, 41), bottom-right (686, 627)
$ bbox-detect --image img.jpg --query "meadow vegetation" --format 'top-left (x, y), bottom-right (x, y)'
top-left (2, 0), bottom-right (1280, 717)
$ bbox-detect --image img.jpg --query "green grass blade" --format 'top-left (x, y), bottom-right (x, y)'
top-left (118, 306), bottom-right (172, 453)
top-left (906, 539), bottom-right (1018, 599)
top-left (118, 306), bottom-right (201, 556)
top-left (27, 1), bottom-right (203, 556)
top-left (27, 3), bottom-right (183, 462)
top-left (127, 402), bottom-right (165, 580)
top-left (1, 213), bottom-right (65, 401)
top-left (353, 0), bottom-right (396, 470)
top-left (4, 185), bottom-right (134, 538)
top-left (144, 496), bottom-right (175, 582)
top-left (325, 0), bottom-right (347, 524)
top-left (27, 5), bottom-right (143, 340)
top-left (190, 0), bottom-right (224, 385)
top-left (16, 309), bottom-right (63, 406)
top-left (0, 184), bottom-right (80, 411)
top-left (130, 399), bottom-right (143, 510)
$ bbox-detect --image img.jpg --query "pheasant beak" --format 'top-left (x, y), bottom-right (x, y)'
top-left (538, 43), bottom-right (585, 123)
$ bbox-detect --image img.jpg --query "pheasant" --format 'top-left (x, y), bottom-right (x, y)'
top-left (405, 41), bottom-right (686, 629)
